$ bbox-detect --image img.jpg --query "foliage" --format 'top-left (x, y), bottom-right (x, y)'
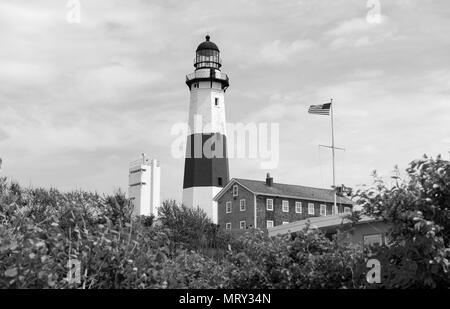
top-left (354, 155), bottom-right (450, 288)
top-left (157, 200), bottom-right (234, 259)
top-left (0, 177), bottom-right (366, 289)
top-left (1, 153), bottom-right (450, 289)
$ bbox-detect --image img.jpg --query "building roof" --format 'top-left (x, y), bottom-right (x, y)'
top-left (268, 214), bottom-right (380, 237)
top-left (196, 35), bottom-right (220, 52)
top-left (214, 178), bottom-right (354, 205)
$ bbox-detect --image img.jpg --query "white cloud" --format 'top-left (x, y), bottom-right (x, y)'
top-left (260, 39), bottom-right (315, 64)
top-left (327, 17), bottom-right (387, 37)
top-left (354, 36), bottom-right (373, 47)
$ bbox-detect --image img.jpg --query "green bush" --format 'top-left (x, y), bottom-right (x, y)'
top-left (354, 155), bottom-right (450, 288)
top-left (1, 153), bottom-right (449, 289)
top-left (0, 178), bottom-right (365, 289)
top-left (157, 200), bottom-right (234, 259)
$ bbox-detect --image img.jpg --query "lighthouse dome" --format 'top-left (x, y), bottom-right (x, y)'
top-left (196, 35), bottom-right (220, 52)
top-left (194, 35), bottom-right (222, 70)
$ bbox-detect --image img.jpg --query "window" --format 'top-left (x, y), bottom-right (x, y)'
top-left (363, 234), bottom-right (383, 247)
top-left (344, 207), bottom-right (352, 214)
top-left (266, 220), bottom-right (274, 228)
top-left (240, 221), bottom-right (246, 230)
top-left (226, 201), bottom-right (232, 214)
top-left (282, 200), bottom-right (289, 212)
top-left (266, 199), bottom-right (274, 211)
top-left (214, 97), bottom-right (219, 106)
top-left (232, 185), bottom-right (238, 197)
top-left (320, 204), bottom-right (327, 216)
top-left (239, 199), bottom-right (246, 211)
top-left (282, 221), bottom-right (289, 225)
top-left (308, 203), bottom-right (315, 215)
top-left (226, 223), bottom-right (231, 230)
top-left (295, 202), bottom-right (302, 214)
top-left (218, 177), bottom-right (223, 186)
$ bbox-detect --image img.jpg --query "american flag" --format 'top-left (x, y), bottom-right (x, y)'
top-left (308, 103), bottom-right (331, 116)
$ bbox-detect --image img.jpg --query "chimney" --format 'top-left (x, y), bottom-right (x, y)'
top-left (266, 173), bottom-right (273, 187)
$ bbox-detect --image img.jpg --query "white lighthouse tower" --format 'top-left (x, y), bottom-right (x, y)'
top-left (182, 35), bottom-right (230, 223)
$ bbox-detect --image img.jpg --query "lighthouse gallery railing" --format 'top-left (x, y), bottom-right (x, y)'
top-left (186, 71), bottom-right (229, 82)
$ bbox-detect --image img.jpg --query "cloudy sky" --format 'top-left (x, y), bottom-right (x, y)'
top-left (1, 0), bottom-right (449, 200)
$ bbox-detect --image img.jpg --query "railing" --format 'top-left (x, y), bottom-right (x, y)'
top-left (186, 71), bottom-right (229, 81)
top-left (129, 158), bottom-right (150, 168)
top-left (129, 158), bottom-right (160, 168)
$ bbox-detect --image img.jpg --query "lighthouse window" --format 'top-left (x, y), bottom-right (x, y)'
top-left (214, 98), bottom-right (219, 106)
top-left (218, 177), bottom-right (223, 186)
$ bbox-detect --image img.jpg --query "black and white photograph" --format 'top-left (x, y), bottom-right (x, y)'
top-left (1, 0), bottom-right (450, 296)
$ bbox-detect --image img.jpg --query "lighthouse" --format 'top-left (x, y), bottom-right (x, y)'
top-left (182, 35), bottom-right (230, 223)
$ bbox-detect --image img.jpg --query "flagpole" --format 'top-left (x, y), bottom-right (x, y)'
top-left (309, 99), bottom-right (343, 215)
top-left (330, 99), bottom-right (337, 214)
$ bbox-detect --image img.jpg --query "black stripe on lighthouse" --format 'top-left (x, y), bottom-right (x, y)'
top-left (183, 133), bottom-right (229, 189)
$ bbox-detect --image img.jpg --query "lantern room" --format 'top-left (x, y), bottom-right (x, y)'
top-left (194, 35), bottom-right (222, 70)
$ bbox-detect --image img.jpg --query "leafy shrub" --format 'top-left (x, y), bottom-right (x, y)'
top-left (157, 200), bottom-right (234, 259)
top-left (355, 155), bottom-right (450, 288)
top-left (1, 153), bottom-right (450, 289)
top-left (223, 229), bottom-right (367, 289)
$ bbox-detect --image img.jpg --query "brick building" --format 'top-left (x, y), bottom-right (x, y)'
top-left (213, 174), bottom-right (354, 230)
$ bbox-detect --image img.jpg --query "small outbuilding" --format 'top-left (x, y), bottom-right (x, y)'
top-left (268, 213), bottom-right (392, 247)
